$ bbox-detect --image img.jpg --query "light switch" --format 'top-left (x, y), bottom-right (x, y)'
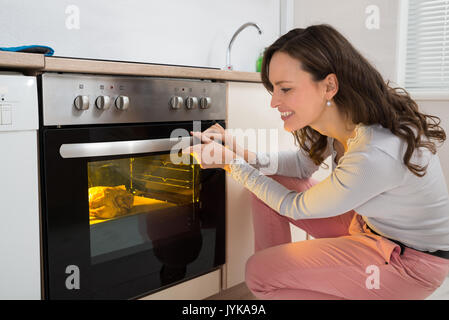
top-left (1, 107), bottom-right (12, 125)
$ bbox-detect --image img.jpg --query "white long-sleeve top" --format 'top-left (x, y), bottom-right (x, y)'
top-left (228, 124), bottom-right (449, 252)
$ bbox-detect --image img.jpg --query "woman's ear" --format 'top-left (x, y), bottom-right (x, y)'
top-left (325, 73), bottom-right (339, 99)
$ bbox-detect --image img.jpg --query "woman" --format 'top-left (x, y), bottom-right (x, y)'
top-left (184, 24), bottom-right (449, 300)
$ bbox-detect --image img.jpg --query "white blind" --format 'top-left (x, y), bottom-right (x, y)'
top-left (405, 0), bottom-right (449, 91)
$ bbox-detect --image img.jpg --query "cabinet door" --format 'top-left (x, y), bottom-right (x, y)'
top-left (225, 82), bottom-right (331, 288)
top-left (0, 131), bottom-right (41, 299)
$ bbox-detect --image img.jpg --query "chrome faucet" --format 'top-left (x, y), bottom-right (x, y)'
top-left (226, 22), bottom-right (263, 70)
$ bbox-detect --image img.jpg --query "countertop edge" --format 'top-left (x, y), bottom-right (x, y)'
top-left (0, 52), bottom-right (262, 82)
top-left (0, 51), bottom-right (45, 69)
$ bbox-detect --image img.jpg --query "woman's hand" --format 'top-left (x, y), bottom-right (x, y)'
top-left (197, 123), bottom-right (234, 148)
top-left (203, 122), bottom-right (226, 138)
top-left (182, 133), bottom-right (237, 171)
top-left (187, 122), bottom-right (256, 167)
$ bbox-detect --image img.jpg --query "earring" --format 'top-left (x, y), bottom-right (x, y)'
top-left (326, 100), bottom-right (332, 107)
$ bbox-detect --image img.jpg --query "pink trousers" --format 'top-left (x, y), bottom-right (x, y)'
top-left (245, 176), bottom-right (449, 300)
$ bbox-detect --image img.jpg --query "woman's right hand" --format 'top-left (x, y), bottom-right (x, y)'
top-left (203, 123), bottom-right (226, 144)
top-left (190, 122), bottom-right (257, 164)
top-left (205, 123), bottom-right (225, 135)
top-left (191, 123), bottom-right (233, 148)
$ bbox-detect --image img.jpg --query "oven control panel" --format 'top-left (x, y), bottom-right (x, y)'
top-left (41, 73), bottom-right (226, 126)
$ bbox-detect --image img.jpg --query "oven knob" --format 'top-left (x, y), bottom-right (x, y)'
top-left (74, 95), bottom-right (89, 110)
top-left (169, 96), bottom-right (183, 109)
top-left (115, 95), bottom-right (130, 110)
top-left (199, 97), bottom-right (211, 109)
top-left (95, 95), bottom-right (111, 110)
top-left (185, 96), bottom-right (198, 109)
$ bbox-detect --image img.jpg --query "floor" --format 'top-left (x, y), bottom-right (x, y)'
top-left (207, 282), bottom-right (257, 300)
top-left (207, 276), bottom-right (449, 300)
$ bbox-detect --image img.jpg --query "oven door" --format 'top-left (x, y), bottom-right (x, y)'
top-left (40, 121), bottom-right (225, 299)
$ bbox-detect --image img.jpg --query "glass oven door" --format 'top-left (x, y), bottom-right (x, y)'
top-left (40, 121), bottom-right (225, 299)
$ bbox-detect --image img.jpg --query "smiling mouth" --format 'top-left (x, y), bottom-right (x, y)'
top-left (280, 111), bottom-right (295, 120)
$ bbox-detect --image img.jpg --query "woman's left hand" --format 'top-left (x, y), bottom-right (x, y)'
top-left (182, 132), bottom-right (238, 171)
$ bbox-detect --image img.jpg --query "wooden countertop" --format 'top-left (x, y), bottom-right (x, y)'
top-left (0, 51), bottom-right (45, 69)
top-left (0, 52), bottom-right (261, 82)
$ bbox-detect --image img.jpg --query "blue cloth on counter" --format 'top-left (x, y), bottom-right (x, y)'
top-left (0, 45), bottom-right (54, 56)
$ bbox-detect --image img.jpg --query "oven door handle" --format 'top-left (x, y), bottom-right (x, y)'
top-left (59, 136), bottom-right (193, 159)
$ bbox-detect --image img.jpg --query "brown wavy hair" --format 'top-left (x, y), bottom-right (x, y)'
top-left (261, 24), bottom-right (446, 177)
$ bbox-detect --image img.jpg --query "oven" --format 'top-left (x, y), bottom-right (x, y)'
top-left (38, 73), bottom-right (226, 299)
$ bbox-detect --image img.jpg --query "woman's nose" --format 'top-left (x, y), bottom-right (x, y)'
top-left (270, 93), bottom-right (280, 109)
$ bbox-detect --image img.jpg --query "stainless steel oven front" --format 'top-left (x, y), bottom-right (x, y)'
top-left (38, 73), bottom-right (226, 299)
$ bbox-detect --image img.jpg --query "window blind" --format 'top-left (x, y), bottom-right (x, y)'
top-left (405, 0), bottom-right (449, 91)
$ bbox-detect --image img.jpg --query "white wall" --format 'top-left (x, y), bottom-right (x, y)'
top-left (0, 0), bottom-right (280, 72)
top-left (294, 0), bottom-right (400, 83)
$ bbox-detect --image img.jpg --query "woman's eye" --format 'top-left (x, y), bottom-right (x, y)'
top-left (281, 88), bottom-right (291, 93)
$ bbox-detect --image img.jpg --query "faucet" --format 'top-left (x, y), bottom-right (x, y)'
top-left (226, 22), bottom-right (263, 71)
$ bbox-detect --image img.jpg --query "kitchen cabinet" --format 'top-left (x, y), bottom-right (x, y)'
top-left (140, 269), bottom-right (221, 300)
top-left (0, 74), bottom-right (40, 300)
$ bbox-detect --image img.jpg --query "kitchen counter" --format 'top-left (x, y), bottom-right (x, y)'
top-left (0, 51), bottom-right (261, 82)
top-left (0, 51), bottom-right (45, 70)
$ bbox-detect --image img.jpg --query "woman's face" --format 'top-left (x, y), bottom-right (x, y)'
top-left (268, 51), bottom-right (328, 132)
